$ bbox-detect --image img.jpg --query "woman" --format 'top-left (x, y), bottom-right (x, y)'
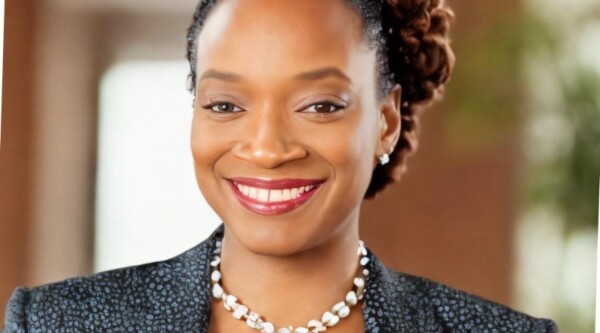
top-left (3, 0), bottom-right (559, 332)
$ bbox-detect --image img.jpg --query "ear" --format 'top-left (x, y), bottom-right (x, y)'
top-left (374, 84), bottom-right (402, 167)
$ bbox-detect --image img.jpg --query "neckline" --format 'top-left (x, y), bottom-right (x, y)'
top-left (200, 223), bottom-right (391, 333)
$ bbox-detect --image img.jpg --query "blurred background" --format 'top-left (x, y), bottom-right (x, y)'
top-left (1, 0), bottom-right (598, 331)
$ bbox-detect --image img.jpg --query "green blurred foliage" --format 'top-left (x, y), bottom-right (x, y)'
top-left (444, 6), bottom-right (599, 332)
top-left (520, 12), bottom-right (600, 234)
top-left (444, 13), bottom-right (526, 153)
top-left (444, 8), bottom-right (599, 233)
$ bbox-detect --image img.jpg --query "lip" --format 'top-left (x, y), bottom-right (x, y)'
top-left (226, 177), bottom-right (326, 215)
top-left (227, 177), bottom-right (326, 189)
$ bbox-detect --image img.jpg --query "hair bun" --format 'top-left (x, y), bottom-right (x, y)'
top-left (384, 0), bottom-right (455, 105)
top-left (365, 0), bottom-right (455, 199)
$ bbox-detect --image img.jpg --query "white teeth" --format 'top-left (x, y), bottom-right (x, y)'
top-left (249, 187), bottom-right (257, 199)
top-left (234, 182), bottom-right (319, 203)
top-left (257, 188), bottom-right (269, 202)
top-left (269, 189), bottom-right (283, 202)
top-left (282, 189), bottom-right (291, 201)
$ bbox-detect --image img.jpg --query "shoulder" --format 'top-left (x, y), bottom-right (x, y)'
top-left (383, 268), bottom-right (559, 332)
top-left (2, 235), bottom-right (215, 333)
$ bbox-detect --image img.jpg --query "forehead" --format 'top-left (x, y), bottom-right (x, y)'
top-left (195, 0), bottom-right (371, 83)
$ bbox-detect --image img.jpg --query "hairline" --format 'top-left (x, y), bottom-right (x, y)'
top-left (186, 0), bottom-right (394, 101)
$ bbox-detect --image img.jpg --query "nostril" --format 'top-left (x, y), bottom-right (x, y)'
top-left (232, 141), bottom-right (308, 168)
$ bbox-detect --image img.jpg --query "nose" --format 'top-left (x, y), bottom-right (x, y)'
top-left (232, 107), bottom-right (307, 169)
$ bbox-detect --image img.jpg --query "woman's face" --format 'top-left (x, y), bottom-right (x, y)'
top-left (191, 0), bottom-right (400, 255)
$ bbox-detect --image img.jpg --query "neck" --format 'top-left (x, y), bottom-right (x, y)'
top-left (216, 214), bottom-right (361, 328)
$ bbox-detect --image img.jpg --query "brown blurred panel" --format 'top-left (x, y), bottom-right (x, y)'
top-left (0, 0), bottom-right (37, 321)
top-left (360, 0), bottom-right (520, 305)
top-left (361, 113), bottom-right (516, 304)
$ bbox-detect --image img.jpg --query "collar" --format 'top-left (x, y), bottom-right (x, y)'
top-left (195, 223), bottom-right (399, 333)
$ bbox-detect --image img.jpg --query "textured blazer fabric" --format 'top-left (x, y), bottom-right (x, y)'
top-left (3, 223), bottom-right (559, 333)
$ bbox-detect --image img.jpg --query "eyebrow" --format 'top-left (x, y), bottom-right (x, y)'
top-left (197, 66), bottom-right (352, 84)
top-left (198, 69), bottom-right (244, 83)
top-left (294, 67), bottom-right (352, 83)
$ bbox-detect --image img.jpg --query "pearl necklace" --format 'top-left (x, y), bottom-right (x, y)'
top-left (210, 238), bottom-right (370, 333)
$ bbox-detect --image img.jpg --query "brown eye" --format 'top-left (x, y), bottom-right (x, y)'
top-left (303, 102), bottom-right (345, 113)
top-left (203, 102), bottom-right (243, 113)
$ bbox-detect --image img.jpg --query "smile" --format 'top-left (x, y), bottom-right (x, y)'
top-left (226, 177), bottom-right (326, 215)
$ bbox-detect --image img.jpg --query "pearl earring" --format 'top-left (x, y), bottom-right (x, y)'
top-left (378, 153), bottom-right (390, 166)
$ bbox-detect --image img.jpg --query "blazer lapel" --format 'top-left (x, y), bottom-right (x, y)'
top-left (177, 223), bottom-right (224, 333)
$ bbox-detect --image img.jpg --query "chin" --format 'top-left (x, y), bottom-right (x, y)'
top-left (224, 220), bottom-right (320, 257)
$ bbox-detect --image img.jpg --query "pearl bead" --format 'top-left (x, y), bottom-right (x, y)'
top-left (224, 295), bottom-right (238, 311)
top-left (260, 322), bottom-right (275, 333)
top-left (354, 277), bottom-right (365, 288)
top-left (246, 312), bottom-right (262, 329)
top-left (321, 311), bottom-right (334, 325)
top-left (332, 301), bottom-right (346, 314)
top-left (307, 319), bottom-right (323, 328)
top-left (210, 257), bottom-right (221, 267)
top-left (337, 305), bottom-right (350, 318)
top-left (360, 247), bottom-right (367, 256)
top-left (212, 283), bottom-right (223, 298)
top-left (325, 315), bottom-right (339, 327)
top-left (233, 305), bottom-right (248, 319)
top-left (345, 291), bottom-right (358, 305)
top-left (360, 257), bottom-right (369, 266)
top-left (225, 295), bottom-right (238, 307)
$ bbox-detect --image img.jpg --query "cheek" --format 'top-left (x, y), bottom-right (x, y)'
top-left (190, 113), bottom-right (228, 185)
top-left (315, 108), bottom-right (378, 194)
top-left (190, 116), bottom-right (209, 167)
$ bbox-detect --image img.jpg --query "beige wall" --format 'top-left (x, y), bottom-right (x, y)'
top-left (27, 4), bottom-right (98, 286)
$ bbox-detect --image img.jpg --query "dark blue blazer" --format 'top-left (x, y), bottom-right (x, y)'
top-left (3, 223), bottom-right (559, 332)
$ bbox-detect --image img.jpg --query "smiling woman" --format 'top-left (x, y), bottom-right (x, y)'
top-left (2, 0), bottom-right (559, 333)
